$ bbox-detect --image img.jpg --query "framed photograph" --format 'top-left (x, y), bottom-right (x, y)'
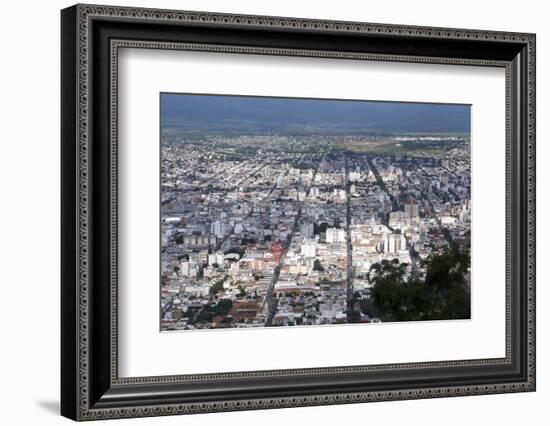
top-left (61, 4), bottom-right (536, 421)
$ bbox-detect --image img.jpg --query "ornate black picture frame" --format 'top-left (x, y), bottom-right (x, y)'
top-left (61, 4), bottom-right (536, 421)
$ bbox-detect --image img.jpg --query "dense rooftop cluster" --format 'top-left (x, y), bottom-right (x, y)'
top-left (160, 133), bottom-right (471, 330)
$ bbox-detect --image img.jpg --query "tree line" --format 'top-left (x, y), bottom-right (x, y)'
top-left (352, 245), bottom-right (470, 322)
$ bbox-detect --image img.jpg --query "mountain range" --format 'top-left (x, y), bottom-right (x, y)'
top-left (161, 93), bottom-right (470, 134)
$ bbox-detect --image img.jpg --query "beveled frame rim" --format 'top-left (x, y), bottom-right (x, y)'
top-left (61, 3), bottom-right (535, 421)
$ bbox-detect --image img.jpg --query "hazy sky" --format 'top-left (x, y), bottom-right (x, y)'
top-left (161, 93), bottom-right (470, 134)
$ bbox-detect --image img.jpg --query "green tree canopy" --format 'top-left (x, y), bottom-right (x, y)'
top-left (214, 299), bottom-right (233, 316)
top-left (209, 278), bottom-right (225, 294)
top-left (366, 247), bottom-right (470, 322)
top-left (313, 259), bottom-right (325, 272)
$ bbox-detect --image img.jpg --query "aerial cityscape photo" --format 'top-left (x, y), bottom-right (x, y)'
top-left (160, 93), bottom-right (471, 331)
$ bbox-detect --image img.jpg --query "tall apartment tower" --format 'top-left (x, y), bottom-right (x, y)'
top-left (404, 199), bottom-right (419, 219)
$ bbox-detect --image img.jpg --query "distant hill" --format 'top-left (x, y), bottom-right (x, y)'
top-left (161, 93), bottom-right (470, 134)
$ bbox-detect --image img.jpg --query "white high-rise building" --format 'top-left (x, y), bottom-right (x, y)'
top-left (300, 222), bottom-right (314, 238)
top-left (385, 233), bottom-right (407, 254)
top-left (180, 261), bottom-right (189, 276)
top-left (326, 227), bottom-right (346, 243)
top-left (309, 187), bottom-right (320, 198)
top-left (349, 170), bottom-right (361, 182)
top-left (300, 240), bottom-right (317, 258)
top-left (404, 200), bottom-right (419, 219)
top-left (210, 220), bottom-right (227, 238)
top-left (208, 251), bottom-right (224, 267)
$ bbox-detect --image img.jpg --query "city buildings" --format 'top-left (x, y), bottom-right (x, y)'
top-left (160, 132), bottom-right (471, 330)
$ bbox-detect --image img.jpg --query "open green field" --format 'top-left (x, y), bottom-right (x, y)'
top-left (334, 136), bottom-right (469, 156)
